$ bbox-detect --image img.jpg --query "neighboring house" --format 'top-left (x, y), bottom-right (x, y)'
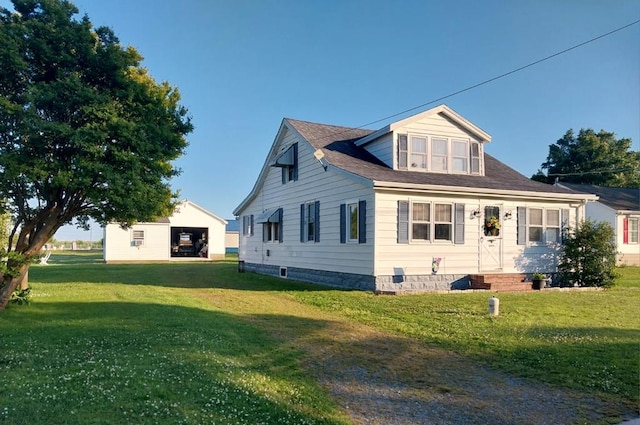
top-left (558, 183), bottom-right (640, 266)
top-left (104, 200), bottom-right (227, 263)
top-left (225, 219), bottom-right (240, 254)
top-left (233, 104), bottom-right (596, 292)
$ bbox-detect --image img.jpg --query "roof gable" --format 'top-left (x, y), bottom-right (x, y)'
top-left (173, 200), bottom-right (228, 225)
top-left (234, 108), bottom-right (595, 215)
top-left (355, 104), bottom-right (491, 147)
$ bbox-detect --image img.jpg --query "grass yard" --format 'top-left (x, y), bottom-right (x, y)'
top-left (1, 252), bottom-right (638, 424)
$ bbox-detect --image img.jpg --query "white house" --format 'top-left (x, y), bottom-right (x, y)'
top-left (104, 200), bottom-right (227, 263)
top-left (233, 105), bottom-right (596, 292)
top-left (559, 183), bottom-right (640, 266)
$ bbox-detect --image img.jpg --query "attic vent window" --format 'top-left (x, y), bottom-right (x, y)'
top-left (272, 143), bottom-right (298, 184)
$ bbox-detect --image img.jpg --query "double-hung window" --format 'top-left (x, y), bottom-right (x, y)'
top-left (399, 201), bottom-right (461, 243)
top-left (300, 201), bottom-right (320, 242)
top-left (242, 215), bottom-right (254, 236)
top-left (398, 134), bottom-right (481, 175)
top-left (340, 200), bottom-right (366, 244)
top-left (410, 136), bottom-right (427, 170)
top-left (545, 210), bottom-right (561, 242)
top-left (452, 139), bottom-right (468, 172)
top-left (256, 208), bottom-right (283, 243)
top-left (412, 202), bottom-right (430, 240)
top-left (624, 217), bottom-right (639, 244)
top-left (518, 207), bottom-right (565, 244)
top-left (434, 204), bottom-right (453, 240)
top-left (431, 138), bottom-right (448, 172)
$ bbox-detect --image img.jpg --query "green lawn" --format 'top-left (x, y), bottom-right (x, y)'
top-left (1, 252), bottom-right (638, 424)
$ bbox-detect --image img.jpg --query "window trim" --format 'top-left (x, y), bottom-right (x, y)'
top-left (300, 200), bottom-right (320, 243)
top-left (274, 143), bottom-right (298, 184)
top-left (132, 230), bottom-right (145, 247)
top-left (517, 207), bottom-right (565, 245)
top-left (397, 133), bottom-right (480, 175)
top-left (258, 208), bottom-right (283, 243)
top-left (340, 200), bottom-right (366, 244)
top-left (625, 217), bottom-right (639, 244)
top-left (399, 201), bottom-right (456, 243)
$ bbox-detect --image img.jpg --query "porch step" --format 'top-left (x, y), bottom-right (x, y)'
top-left (469, 273), bottom-right (533, 292)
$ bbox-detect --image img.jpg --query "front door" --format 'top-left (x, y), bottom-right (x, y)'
top-left (480, 205), bottom-right (503, 271)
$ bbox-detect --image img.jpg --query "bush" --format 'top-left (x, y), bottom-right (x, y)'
top-left (558, 220), bottom-right (618, 288)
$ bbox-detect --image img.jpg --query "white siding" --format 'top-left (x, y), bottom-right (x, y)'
top-left (238, 133), bottom-right (375, 275)
top-left (373, 192), bottom-right (582, 276)
top-left (104, 223), bottom-right (170, 262)
top-left (362, 133), bottom-right (393, 167)
top-left (616, 213), bottom-right (640, 265)
top-left (398, 113), bottom-right (479, 140)
top-left (392, 113), bottom-right (485, 173)
top-left (103, 201), bottom-right (227, 262)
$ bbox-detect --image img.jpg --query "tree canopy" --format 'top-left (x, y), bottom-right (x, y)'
top-left (531, 129), bottom-right (640, 188)
top-left (0, 0), bottom-right (192, 309)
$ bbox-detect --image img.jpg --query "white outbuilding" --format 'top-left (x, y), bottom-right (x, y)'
top-left (103, 200), bottom-right (227, 263)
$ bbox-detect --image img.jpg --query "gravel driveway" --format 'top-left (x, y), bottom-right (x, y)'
top-left (295, 319), bottom-right (636, 425)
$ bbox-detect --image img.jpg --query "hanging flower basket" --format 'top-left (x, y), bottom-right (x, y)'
top-left (485, 216), bottom-right (500, 236)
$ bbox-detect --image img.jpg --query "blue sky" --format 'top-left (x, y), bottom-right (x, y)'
top-left (3, 1), bottom-right (639, 240)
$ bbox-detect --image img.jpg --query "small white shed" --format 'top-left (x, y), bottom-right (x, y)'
top-left (103, 200), bottom-right (227, 263)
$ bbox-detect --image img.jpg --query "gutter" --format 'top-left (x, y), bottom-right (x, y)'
top-left (372, 180), bottom-right (599, 202)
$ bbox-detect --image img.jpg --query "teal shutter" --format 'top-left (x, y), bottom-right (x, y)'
top-left (339, 204), bottom-right (346, 244)
top-left (300, 204), bottom-right (305, 242)
top-left (314, 200), bottom-right (320, 242)
top-left (278, 208), bottom-right (283, 243)
top-left (292, 143), bottom-right (298, 181)
top-left (358, 200), bottom-right (366, 244)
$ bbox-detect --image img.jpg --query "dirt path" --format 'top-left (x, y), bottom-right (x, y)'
top-left (200, 289), bottom-right (635, 424)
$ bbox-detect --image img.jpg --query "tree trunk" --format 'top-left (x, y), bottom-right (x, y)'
top-left (0, 263), bottom-right (30, 311)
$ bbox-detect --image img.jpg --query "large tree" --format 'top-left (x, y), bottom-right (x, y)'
top-left (0, 0), bottom-right (192, 309)
top-left (531, 129), bottom-right (640, 188)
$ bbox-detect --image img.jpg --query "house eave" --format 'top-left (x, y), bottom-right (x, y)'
top-left (355, 104), bottom-right (491, 147)
top-left (372, 180), bottom-right (599, 202)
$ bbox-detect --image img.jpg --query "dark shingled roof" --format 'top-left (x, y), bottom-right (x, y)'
top-left (286, 118), bottom-right (575, 195)
top-left (560, 183), bottom-right (640, 211)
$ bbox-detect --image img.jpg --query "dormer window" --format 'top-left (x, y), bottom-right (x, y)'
top-left (397, 134), bottom-right (481, 175)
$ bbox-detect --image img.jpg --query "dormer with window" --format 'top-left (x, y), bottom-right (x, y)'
top-left (396, 134), bottom-right (482, 174)
top-left (355, 104), bottom-right (490, 176)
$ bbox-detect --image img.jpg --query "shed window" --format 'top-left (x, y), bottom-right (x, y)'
top-left (132, 230), bottom-right (144, 246)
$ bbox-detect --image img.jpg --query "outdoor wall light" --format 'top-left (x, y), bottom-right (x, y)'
top-left (504, 210), bottom-right (513, 220)
top-left (470, 209), bottom-right (481, 219)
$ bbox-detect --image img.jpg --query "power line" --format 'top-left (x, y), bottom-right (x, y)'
top-left (548, 167), bottom-right (636, 177)
top-left (302, 18), bottom-right (640, 145)
top-left (356, 18), bottom-right (640, 130)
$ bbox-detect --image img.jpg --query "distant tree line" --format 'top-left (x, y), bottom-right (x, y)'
top-left (532, 129), bottom-right (639, 188)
